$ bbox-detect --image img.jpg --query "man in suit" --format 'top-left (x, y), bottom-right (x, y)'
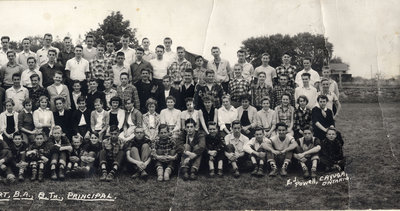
top-left (159, 75), bottom-right (180, 111)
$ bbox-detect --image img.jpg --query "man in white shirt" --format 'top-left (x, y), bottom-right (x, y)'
top-left (149, 45), bottom-right (170, 86)
top-left (117, 35), bottom-right (135, 66)
top-left (163, 37), bottom-right (176, 63)
top-left (295, 72), bottom-right (318, 109)
top-left (21, 57), bottom-right (42, 88)
top-left (0, 36), bottom-right (10, 68)
top-left (254, 53), bottom-right (276, 87)
top-left (82, 35), bottom-right (97, 61)
top-left (5, 73), bottom-right (29, 112)
top-left (112, 52), bottom-right (130, 86)
top-left (17, 38), bottom-right (37, 70)
top-left (65, 45), bottom-right (90, 92)
top-left (295, 57), bottom-right (320, 88)
top-left (141, 38), bottom-right (156, 62)
top-left (237, 49), bottom-right (254, 83)
top-left (207, 46), bottom-right (232, 93)
top-left (36, 34), bottom-right (60, 66)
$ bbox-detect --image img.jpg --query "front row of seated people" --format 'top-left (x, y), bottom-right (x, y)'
top-left (0, 116), bottom-right (345, 183)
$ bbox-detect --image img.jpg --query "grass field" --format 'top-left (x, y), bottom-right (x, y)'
top-left (0, 103), bottom-right (399, 210)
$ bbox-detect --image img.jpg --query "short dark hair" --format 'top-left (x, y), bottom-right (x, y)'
top-left (240, 94), bottom-right (251, 102)
top-left (276, 122), bottom-right (288, 129)
top-left (195, 56), bottom-right (203, 61)
top-left (185, 118), bottom-right (196, 127)
top-left (136, 47), bottom-right (144, 53)
top-left (110, 96), bottom-right (122, 106)
top-left (254, 126), bottom-right (264, 133)
top-left (75, 45), bottom-right (83, 50)
top-left (301, 72), bottom-right (311, 79)
top-left (48, 49), bottom-right (57, 55)
top-left (297, 95), bottom-right (309, 104)
top-left (77, 96), bottom-right (86, 104)
top-left (1, 36), bottom-right (10, 42)
top-left (156, 45), bottom-right (165, 50)
top-left (116, 51), bottom-right (125, 57)
top-left (109, 125), bottom-right (119, 132)
top-left (30, 73), bottom-right (40, 81)
top-left (166, 96), bottom-right (176, 103)
top-left (231, 120), bottom-right (241, 128)
top-left (205, 69), bottom-right (215, 76)
top-left (12, 72), bottom-right (21, 79)
top-left (317, 95), bottom-right (329, 102)
top-left (13, 132), bottom-right (22, 139)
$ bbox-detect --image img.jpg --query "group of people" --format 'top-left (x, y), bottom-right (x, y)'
top-left (0, 34), bottom-right (345, 184)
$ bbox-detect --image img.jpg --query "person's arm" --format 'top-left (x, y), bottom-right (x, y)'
top-left (33, 111), bottom-right (42, 128)
top-left (100, 112), bottom-right (109, 134)
top-left (288, 107), bottom-right (294, 131)
top-left (243, 139), bottom-right (256, 155)
top-left (263, 138), bottom-right (278, 155)
top-left (213, 108), bottom-right (218, 123)
top-left (281, 137), bottom-right (298, 153)
top-left (334, 96), bottom-right (341, 118)
top-left (218, 109), bottom-right (230, 134)
top-left (60, 145), bottom-right (73, 152)
top-left (90, 111), bottom-right (96, 132)
top-left (132, 86), bottom-right (140, 110)
top-left (198, 110), bottom-right (209, 134)
top-left (126, 150), bottom-right (141, 166)
top-left (302, 145), bottom-right (321, 156)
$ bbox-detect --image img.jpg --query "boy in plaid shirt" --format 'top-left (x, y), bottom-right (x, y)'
top-left (99, 125), bottom-right (124, 182)
top-left (205, 121), bottom-right (225, 177)
top-left (26, 133), bottom-right (50, 182)
top-left (152, 124), bottom-right (177, 181)
top-left (294, 95), bottom-right (312, 139)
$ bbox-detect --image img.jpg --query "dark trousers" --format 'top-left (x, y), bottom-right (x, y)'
top-left (181, 144), bottom-right (202, 170)
top-left (266, 151), bottom-right (293, 167)
top-left (99, 150), bottom-right (124, 170)
top-left (51, 151), bottom-right (68, 166)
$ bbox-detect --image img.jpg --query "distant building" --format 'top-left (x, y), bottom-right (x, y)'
top-left (330, 63), bottom-right (352, 85)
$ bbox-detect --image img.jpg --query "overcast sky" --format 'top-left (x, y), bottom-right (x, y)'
top-left (1, 0), bottom-right (399, 78)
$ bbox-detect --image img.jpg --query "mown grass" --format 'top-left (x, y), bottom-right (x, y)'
top-left (0, 103), bottom-right (399, 210)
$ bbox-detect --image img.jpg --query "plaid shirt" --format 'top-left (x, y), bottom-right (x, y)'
top-left (275, 105), bottom-right (294, 127)
top-left (153, 137), bottom-right (176, 156)
top-left (206, 134), bottom-right (225, 151)
top-left (228, 77), bottom-right (250, 102)
top-left (28, 87), bottom-right (49, 111)
top-left (251, 83), bottom-right (272, 108)
top-left (102, 137), bottom-right (124, 160)
top-left (275, 65), bottom-right (297, 87)
top-left (167, 59), bottom-right (192, 83)
top-left (271, 85), bottom-right (295, 109)
top-left (116, 84), bottom-right (140, 110)
top-left (294, 107), bottom-right (312, 132)
top-left (89, 56), bottom-right (114, 80)
top-left (194, 83), bottom-right (224, 109)
top-left (104, 51), bottom-right (117, 66)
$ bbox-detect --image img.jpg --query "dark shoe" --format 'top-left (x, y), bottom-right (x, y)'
top-left (251, 166), bottom-right (258, 176)
top-left (18, 173), bottom-right (24, 181)
top-left (140, 171), bottom-right (148, 180)
top-left (257, 167), bottom-right (264, 177)
top-left (31, 170), bottom-right (37, 181)
top-left (38, 170), bottom-right (44, 182)
top-left (303, 168), bottom-right (310, 179)
top-left (280, 168), bottom-right (287, 176)
top-left (106, 172), bottom-right (114, 181)
top-left (190, 170), bottom-right (198, 180)
top-left (131, 171), bottom-right (140, 179)
top-left (217, 169), bottom-right (223, 177)
top-left (182, 168), bottom-right (189, 181)
top-left (311, 170), bottom-right (317, 179)
top-left (233, 169), bottom-right (240, 178)
top-left (58, 169), bottom-right (65, 181)
top-left (66, 168), bottom-right (71, 176)
top-left (100, 171), bottom-right (108, 181)
top-left (51, 170), bottom-right (58, 180)
top-left (209, 169), bottom-right (215, 177)
top-left (269, 168), bottom-right (278, 177)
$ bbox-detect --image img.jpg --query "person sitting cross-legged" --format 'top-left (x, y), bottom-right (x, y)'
top-left (125, 127), bottom-right (152, 180)
top-left (264, 122), bottom-right (298, 177)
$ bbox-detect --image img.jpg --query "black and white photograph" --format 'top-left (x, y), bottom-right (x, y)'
top-left (0, 0), bottom-right (399, 210)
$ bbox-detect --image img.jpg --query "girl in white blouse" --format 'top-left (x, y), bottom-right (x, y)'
top-left (218, 95), bottom-right (238, 136)
top-left (180, 97), bottom-right (209, 135)
top-left (33, 96), bottom-right (55, 137)
top-left (160, 96), bottom-right (181, 137)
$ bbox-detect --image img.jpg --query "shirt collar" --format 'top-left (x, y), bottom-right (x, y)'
top-left (24, 109), bottom-right (32, 114)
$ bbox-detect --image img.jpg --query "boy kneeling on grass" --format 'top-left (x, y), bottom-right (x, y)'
top-left (49, 126), bottom-right (72, 180)
top-left (293, 126), bottom-right (321, 179)
top-left (206, 121), bottom-right (225, 177)
top-left (224, 120), bottom-right (250, 178)
top-left (265, 122), bottom-right (298, 177)
top-left (178, 118), bottom-right (205, 181)
top-left (320, 127), bottom-right (345, 172)
top-left (26, 133), bottom-right (49, 182)
top-left (152, 124), bottom-right (177, 181)
top-left (243, 126), bottom-right (268, 177)
top-left (7, 132), bottom-right (28, 182)
top-left (99, 125), bottom-right (124, 182)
